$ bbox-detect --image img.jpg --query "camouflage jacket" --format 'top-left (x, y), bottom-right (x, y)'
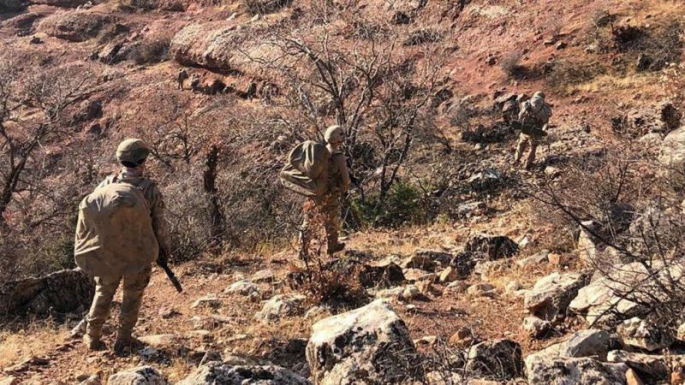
top-left (326, 149), bottom-right (351, 196)
top-left (98, 167), bottom-right (170, 255)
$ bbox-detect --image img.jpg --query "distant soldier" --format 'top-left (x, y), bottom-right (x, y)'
top-left (74, 139), bottom-right (170, 354)
top-left (302, 125), bottom-right (350, 256)
top-left (177, 69), bottom-right (189, 90)
top-left (514, 91), bottom-right (552, 170)
top-left (190, 73), bottom-right (201, 93)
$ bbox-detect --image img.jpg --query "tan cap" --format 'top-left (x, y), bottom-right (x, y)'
top-left (324, 125), bottom-right (344, 144)
top-left (116, 138), bottom-right (150, 165)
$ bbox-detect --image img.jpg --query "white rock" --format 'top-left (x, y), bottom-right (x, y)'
top-left (526, 355), bottom-right (627, 385)
top-left (306, 300), bottom-right (418, 385)
top-left (255, 294), bottom-right (306, 322)
top-left (107, 366), bottom-right (167, 385)
top-left (617, 317), bottom-right (674, 352)
top-left (524, 272), bottom-right (588, 322)
top-left (224, 280), bottom-right (259, 296)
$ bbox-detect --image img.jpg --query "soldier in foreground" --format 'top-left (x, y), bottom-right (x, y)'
top-left (280, 125), bottom-right (351, 257)
top-left (513, 91), bottom-right (552, 170)
top-left (177, 69), bottom-right (189, 90)
top-left (74, 139), bottom-right (170, 354)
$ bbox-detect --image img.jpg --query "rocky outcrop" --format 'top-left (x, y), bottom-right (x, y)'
top-left (465, 339), bottom-right (523, 380)
top-left (30, 0), bottom-right (91, 7)
top-left (524, 272), bottom-right (588, 322)
top-left (606, 350), bottom-right (685, 383)
top-left (0, 269), bottom-right (94, 316)
top-left (39, 12), bottom-right (119, 42)
top-left (306, 300), bottom-right (420, 385)
top-left (558, 329), bottom-right (611, 359)
top-left (525, 355), bottom-right (628, 385)
top-left (178, 361), bottom-right (310, 385)
top-left (617, 317), bottom-right (674, 352)
top-left (107, 366), bottom-right (167, 385)
top-left (169, 20), bottom-right (285, 76)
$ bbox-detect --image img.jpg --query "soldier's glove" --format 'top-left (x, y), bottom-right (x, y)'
top-left (157, 249), bottom-right (169, 265)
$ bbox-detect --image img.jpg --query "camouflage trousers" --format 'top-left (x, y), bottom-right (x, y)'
top-left (514, 133), bottom-right (539, 170)
top-left (86, 266), bottom-right (151, 341)
top-left (300, 194), bottom-right (342, 256)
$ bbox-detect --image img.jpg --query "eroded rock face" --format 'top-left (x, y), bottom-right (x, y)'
top-left (38, 12), bottom-right (119, 42)
top-left (177, 361), bottom-right (310, 385)
top-left (525, 355), bottom-right (628, 385)
top-left (107, 366), bottom-right (167, 385)
top-left (606, 350), bottom-right (681, 383)
top-left (306, 300), bottom-right (420, 385)
top-left (0, 269), bottom-right (94, 316)
top-left (524, 272), bottom-right (589, 322)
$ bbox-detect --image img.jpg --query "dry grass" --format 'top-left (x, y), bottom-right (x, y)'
top-left (0, 321), bottom-right (69, 369)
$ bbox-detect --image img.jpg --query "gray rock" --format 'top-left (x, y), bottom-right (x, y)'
top-left (607, 350), bottom-right (673, 383)
top-left (413, 249), bottom-right (454, 266)
top-left (558, 329), bottom-right (611, 359)
top-left (525, 355), bottom-right (628, 385)
top-left (0, 269), bottom-right (94, 316)
top-left (465, 233), bottom-right (518, 260)
top-left (523, 316), bottom-right (552, 339)
top-left (306, 300), bottom-right (420, 385)
top-left (224, 280), bottom-right (259, 296)
top-left (467, 283), bottom-right (496, 297)
top-left (465, 339), bottom-right (523, 380)
top-left (660, 126), bottom-right (685, 170)
top-left (107, 366), bottom-right (167, 385)
top-left (177, 361), bottom-right (310, 385)
top-left (617, 317), bottom-right (674, 352)
top-left (524, 272), bottom-right (589, 322)
top-left (252, 269), bottom-right (275, 283)
top-left (255, 294), bottom-right (306, 322)
top-left (516, 250), bottom-right (549, 268)
top-left (138, 334), bottom-right (181, 349)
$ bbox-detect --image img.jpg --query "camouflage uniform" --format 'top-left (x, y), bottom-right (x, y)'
top-left (190, 74), bottom-right (201, 93)
top-left (514, 92), bottom-right (552, 170)
top-left (83, 140), bottom-right (169, 352)
top-left (301, 126), bottom-right (351, 256)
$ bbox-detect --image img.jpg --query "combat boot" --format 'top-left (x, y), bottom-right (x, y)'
top-left (327, 242), bottom-right (345, 256)
top-left (83, 335), bottom-right (106, 351)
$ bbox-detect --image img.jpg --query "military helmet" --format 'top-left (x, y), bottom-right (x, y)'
top-left (324, 125), bottom-right (344, 144)
top-left (533, 91), bottom-right (545, 99)
top-left (116, 138), bottom-right (150, 166)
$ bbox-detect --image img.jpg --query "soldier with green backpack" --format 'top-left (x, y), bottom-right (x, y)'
top-left (74, 139), bottom-right (173, 354)
top-left (280, 125), bottom-right (351, 257)
top-left (513, 91), bottom-right (552, 170)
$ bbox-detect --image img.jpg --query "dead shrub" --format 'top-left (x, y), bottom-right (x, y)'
top-left (242, 0), bottom-right (293, 15)
top-left (544, 60), bottom-right (606, 95)
top-left (500, 52), bottom-right (526, 79)
top-left (128, 34), bottom-right (172, 65)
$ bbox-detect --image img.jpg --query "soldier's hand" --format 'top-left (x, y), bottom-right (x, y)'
top-left (157, 249), bottom-right (169, 265)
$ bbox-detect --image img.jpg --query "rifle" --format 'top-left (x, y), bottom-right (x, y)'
top-left (157, 251), bottom-right (183, 293)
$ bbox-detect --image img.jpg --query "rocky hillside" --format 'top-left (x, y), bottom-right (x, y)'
top-left (2, 0), bottom-right (685, 384)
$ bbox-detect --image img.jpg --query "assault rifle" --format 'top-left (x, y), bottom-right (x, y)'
top-left (158, 251), bottom-right (183, 293)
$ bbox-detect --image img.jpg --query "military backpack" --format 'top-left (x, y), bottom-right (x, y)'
top-left (279, 140), bottom-right (331, 197)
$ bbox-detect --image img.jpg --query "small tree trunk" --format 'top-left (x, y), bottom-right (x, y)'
top-left (203, 144), bottom-right (224, 253)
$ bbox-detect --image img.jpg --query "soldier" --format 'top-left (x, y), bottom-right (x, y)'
top-left (190, 73), bottom-right (201, 93)
top-left (300, 125), bottom-right (351, 256)
top-left (76, 139), bottom-right (169, 354)
top-left (177, 69), bottom-right (189, 90)
top-left (514, 91), bottom-right (552, 170)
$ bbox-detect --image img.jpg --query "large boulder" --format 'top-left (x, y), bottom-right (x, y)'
top-left (39, 12), bottom-right (119, 42)
top-left (0, 269), bottom-right (94, 316)
top-left (524, 272), bottom-right (589, 322)
top-left (306, 300), bottom-right (420, 385)
top-left (616, 317), bottom-right (674, 352)
top-left (107, 366), bottom-right (167, 385)
top-left (525, 355), bottom-right (628, 385)
top-left (177, 361), bottom-right (310, 385)
top-left (558, 329), bottom-right (611, 359)
top-left (464, 234), bottom-right (518, 260)
top-left (465, 339), bottom-right (523, 380)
